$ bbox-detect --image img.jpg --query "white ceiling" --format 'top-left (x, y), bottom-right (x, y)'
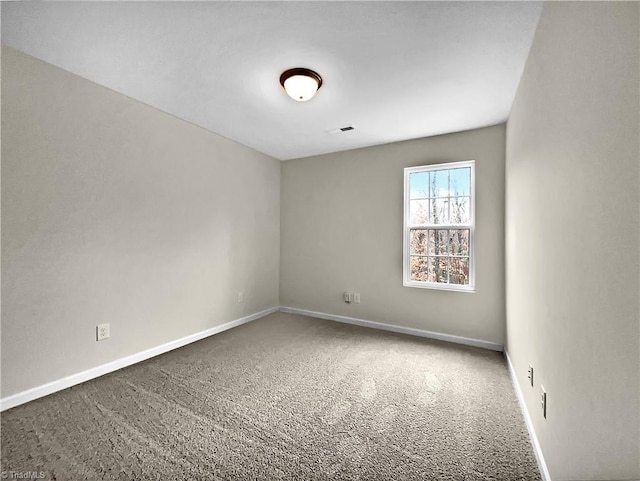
top-left (2, 1), bottom-right (542, 160)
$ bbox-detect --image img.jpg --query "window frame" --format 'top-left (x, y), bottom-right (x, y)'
top-left (403, 160), bottom-right (476, 292)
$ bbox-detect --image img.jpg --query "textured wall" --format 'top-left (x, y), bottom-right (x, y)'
top-left (506, 3), bottom-right (640, 479)
top-left (1, 46), bottom-right (280, 397)
top-left (281, 125), bottom-right (506, 345)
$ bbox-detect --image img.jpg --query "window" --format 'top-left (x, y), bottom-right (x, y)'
top-left (403, 160), bottom-right (475, 291)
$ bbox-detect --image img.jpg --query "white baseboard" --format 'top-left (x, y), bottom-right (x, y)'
top-left (279, 306), bottom-right (504, 352)
top-left (504, 351), bottom-right (552, 481)
top-left (0, 306), bottom-right (279, 412)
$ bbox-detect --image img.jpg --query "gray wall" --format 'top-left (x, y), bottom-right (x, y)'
top-left (506, 3), bottom-right (639, 479)
top-left (281, 125), bottom-right (506, 345)
top-left (1, 46), bottom-right (281, 397)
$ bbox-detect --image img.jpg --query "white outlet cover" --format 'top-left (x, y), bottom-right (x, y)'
top-left (96, 323), bottom-right (110, 341)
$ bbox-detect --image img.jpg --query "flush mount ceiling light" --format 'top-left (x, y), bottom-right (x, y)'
top-left (280, 68), bottom-right (323, 102)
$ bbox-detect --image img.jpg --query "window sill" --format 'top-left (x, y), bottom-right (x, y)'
top-left (403, 281), bottom-right (475, 293)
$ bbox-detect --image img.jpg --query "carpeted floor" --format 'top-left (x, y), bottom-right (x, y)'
top-left (1, 312), bottom-right (541, 480)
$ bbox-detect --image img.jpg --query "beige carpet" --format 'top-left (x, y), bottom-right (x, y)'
top-left (1, 312), bottom-right (540, 480)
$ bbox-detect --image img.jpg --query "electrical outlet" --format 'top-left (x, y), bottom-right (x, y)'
top-left (527, 364), bottom-right (534, 387)
top-left (237, 291), bottom-right (244, 303)
top-left (541, 386), bottom-right (547, 419)
top-left (353, 292), bottom-right (361, 304)
top-left (343, 292), bottom-right (353, 303)
top-left (96, 323), bottom-right (110, 341)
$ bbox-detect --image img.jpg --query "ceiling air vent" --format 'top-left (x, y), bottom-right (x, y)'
top-left (327, 125), bottom-right (356, 135)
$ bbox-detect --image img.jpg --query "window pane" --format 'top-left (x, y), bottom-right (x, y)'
top-left (425, 229), bottom-right (436, 255)
top-left (450, 257), bottom-right (470, 285)
top-left (450, 196), bottom-right (470, 224)
top-left (430, 169), bottom-right (449, 197)
top-left (449, 229), bottom-right (470, 256)
top-left (434, 257), bottom-right (448, 283)
top-left (410, 256), bottom-right (430, 282)
top-left (449, 167), bottom-right (471, 196)
top-left (433, 229), bottom-right (448, 255)
top-left (425, 257), bottom-right (437, 282)
top-left (409, 172), bottom-right (429, 198)
top-left (409, 199), bottom-right (429, 224)
top-left (410, 229), bottom-right (429, 255)
top-left (430, 198), bottom-right (449, 224)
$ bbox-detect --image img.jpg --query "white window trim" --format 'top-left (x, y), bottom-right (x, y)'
top-left (403, 160), bottom-right (476, 292)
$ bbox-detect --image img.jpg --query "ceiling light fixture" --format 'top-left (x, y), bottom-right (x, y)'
top-left (280, 68), bottom-right (323, 102)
